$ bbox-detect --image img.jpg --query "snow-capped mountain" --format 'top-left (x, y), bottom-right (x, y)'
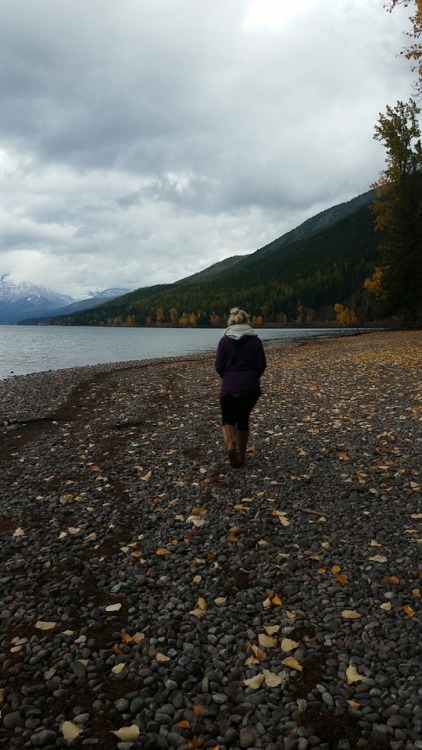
top-left (0, 274), bottom-right (131, 323)
top-left (0, 274), bottom-right (76, 324)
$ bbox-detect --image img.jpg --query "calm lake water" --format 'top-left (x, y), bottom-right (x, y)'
top-left (0, 325), bottom-right (350, 380)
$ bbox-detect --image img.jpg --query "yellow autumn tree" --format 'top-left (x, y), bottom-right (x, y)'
top-left (334, 303), bottom-right (358, 326)
top-left (388, 0), bottom-right (422, 95)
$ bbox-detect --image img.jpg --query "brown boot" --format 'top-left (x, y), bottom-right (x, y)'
top-left (222, 424), bottom-right (241, 468)
top-left (236, 430), bottom-right (249, 467)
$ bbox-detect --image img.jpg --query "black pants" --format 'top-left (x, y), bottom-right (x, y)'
top-left (220, 394), bottom-right (258, 431)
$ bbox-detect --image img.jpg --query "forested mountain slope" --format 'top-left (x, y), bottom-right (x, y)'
top-left (51, 190), bottom-right (380, 326)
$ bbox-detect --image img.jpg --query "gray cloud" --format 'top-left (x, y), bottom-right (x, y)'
top-left (0, 0), bottom-right (415, 296)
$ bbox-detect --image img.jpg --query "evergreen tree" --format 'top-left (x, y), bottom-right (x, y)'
top-left (372, 99), bottom-right (422, 320)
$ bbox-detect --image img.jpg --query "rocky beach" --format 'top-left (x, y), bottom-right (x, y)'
top-left (0, 330), bottom-right (421, 750)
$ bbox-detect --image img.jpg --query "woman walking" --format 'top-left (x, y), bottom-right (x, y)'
top-left (215, 307), bottom-right (266, 468)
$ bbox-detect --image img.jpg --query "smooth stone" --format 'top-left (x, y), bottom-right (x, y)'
top-left (3, 712), bottom-right (22, 730)
top-left (30, 730), bottom-right (58, 747)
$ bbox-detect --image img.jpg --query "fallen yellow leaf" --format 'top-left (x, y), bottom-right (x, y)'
top-left (61, 721), bottom-right (83, 741)
top-left (111, 725), bottom-right (140, 741)
top-left (341, 610), bottom-right (361, 619)
top-left (243, 674), bottom-right (265, 689)
top-left (336, 574), bottom-right (349, 584)
top-left (258, 633), bottom-right (277, 648)
top-left (282, 656), bottom-right (302, 672)
top-left (34, 621), bottom-right (57, 630)
top-left (380, 602), bottom-right (392, 611)
top-left (281, 638), bottom-right (299, 653)
top-left (331, 565), bottom-right (341, 574)
top-left (347, 699), bottom-right (361, 709)
top-left (346, 665), bottom-right (364, 684)
top-left (383, 576), bottom-right (400, 584)
top-left (155, 548), bottom-right (170, 555)
top-left (403, 604), bottom-right (416, 617)
top-left (263, 668), bottom-right (285, 687)
top-left (155, 652), bottom-right (171, 662)
top-left (369, 555), bottom-right (388, 563)
top-left (111, 663), bottom-right (126, 674)
top-left (264, 625), bottom-right (280, 635)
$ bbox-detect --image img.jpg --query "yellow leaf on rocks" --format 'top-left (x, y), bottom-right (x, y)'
top-left (321, 541), bottom-right (330, 549)
top-left (411, 513), bottom-right (422, 519)
top-left (106, 603), bottom-right (122, 612)
top-left (258, 634), bottom-right (277, 648)
top-left (383, 576), bottom-right (400, 584)
top-left (251, 645), bottom-right (267, 662)
top-left (370, 539), bottom-right (382, 547)
top-left (186, 516), bottom-right (206, 527)
top-left (111, 725), bottom-right (140, 741)
top-left (369, 555), bottom-right (388, 563)
top-left (264, 625), bottom-right (280, 635)
top-left (403, 604), bottom-right (416, 617)
top-left (111, 663), bottom-right (126, 674)
top-left (175, 720), bottom-right (191, 729)
top-left (263, 668), bottom-right (285, 687)
top-left (244, 655), bottom-right (259, 665)
top-left (13, 527), bottom-right (25, 537)
top-left (61, 721), bottom-right (83, 741)
top-left (331, 565), bottom-right (341, 574)
top-left (132, 632), bottom-right (145, 643)
top-left (337, 575), bottom-right (349, 584)
top-left (286, 610), bottom-right (296, 620)
top-left (214, 597), bottom-right (227, 606)
top-left (35, 621), bottom-right (57, 630)
top-left (155, 652), bottom-right (171, 662)
top-left (341, 610), bottom-right (361, 619)
top-left (243, 674), bottom-right (265, 689)
top-left (411, 588), bottom-right (421, 598)
top-left (346, 665), bottom-right (364, 684)
top-left (262, 597), bottom-right (272, 609)
top-left (193, 575), bottom-right (202, 584)
top-left (347, 699), bottom-right (361, 709)
top-left (282, 657), bottom-right (302, 672)
top-left (272, 594), bottom-right (283, 606)
top-left (190, 597), bottom-right (207, 618)
top-left (155, 548), bottom-right (170, 555)
top-left (380, 602), bottom-right (392, 611)
top-left (281, 638), bottom-right (299, 653)
top-left (317, 567), bottom-right (326, 574)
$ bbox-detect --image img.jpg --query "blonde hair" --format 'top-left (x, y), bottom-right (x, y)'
top-left (227, 307), bottom-right (249, 326)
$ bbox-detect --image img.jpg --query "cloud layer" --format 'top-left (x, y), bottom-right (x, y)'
top-left (0, 0), bottom-right (414, 296)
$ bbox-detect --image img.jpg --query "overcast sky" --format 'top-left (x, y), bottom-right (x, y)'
top-left (0, 0), bottom-right (415, 298)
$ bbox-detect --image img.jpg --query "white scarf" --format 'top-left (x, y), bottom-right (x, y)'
top-left (225, 323), bottom-right (257, 340)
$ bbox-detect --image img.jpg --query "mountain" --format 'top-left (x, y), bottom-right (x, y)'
top-left (46, 288), bottom-right (132, 317)
top-left (0, 276), bottom-right (132, 324)
top-left (0, 275), bottom-right (76, 324)
top-left (49, 189), bottom-right (381, 327)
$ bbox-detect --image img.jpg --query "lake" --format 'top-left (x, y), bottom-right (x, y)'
top-left (0, 325), bottom-right (351, 380)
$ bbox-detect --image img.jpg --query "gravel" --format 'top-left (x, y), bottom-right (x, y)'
top-left (0, 330), bottom-right (421, 750)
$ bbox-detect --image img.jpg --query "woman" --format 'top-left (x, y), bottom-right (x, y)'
top-left (215, 307), bottom-right (266, 468)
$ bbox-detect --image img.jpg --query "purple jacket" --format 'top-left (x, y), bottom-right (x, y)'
top-left (215, 333), bottom-right (266, 397)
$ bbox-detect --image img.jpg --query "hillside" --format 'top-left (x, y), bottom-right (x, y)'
top-left (50, 190), bottom-right (380, 326)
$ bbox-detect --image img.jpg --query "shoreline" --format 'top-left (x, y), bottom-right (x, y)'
top-left (0, 329), bottom-right (420, 749)
top-left (0, 329), bottom-right (380, 425)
